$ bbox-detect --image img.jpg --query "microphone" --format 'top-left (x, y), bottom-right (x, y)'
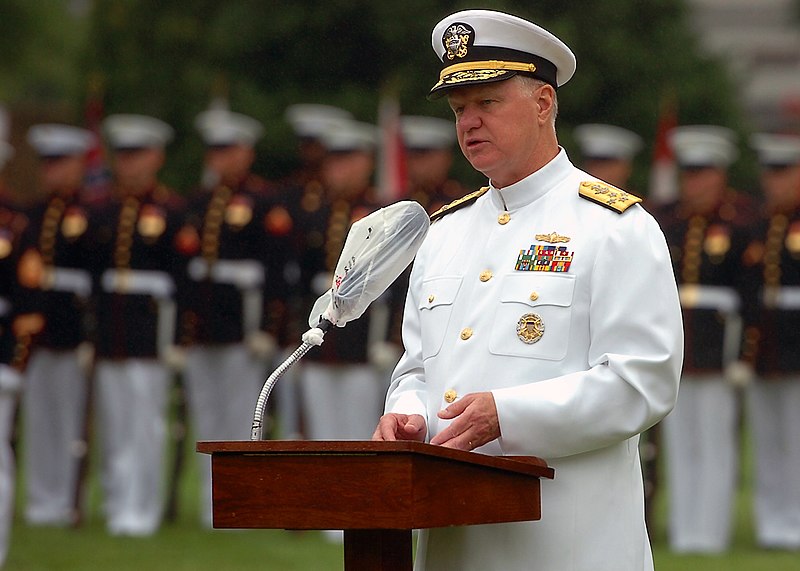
top-left (251, 200), bottom-right (430, 440)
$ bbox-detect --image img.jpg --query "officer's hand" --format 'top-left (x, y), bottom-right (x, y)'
top-left (246, 331), bottom-right (278, 361)
top-left (430, 392), bottom-right (500, 451)
top-left (372, 413), bottom-right (427, 442)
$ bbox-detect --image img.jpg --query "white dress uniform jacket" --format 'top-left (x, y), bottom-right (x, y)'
top-left (386, 150), bottom-right (683, 571)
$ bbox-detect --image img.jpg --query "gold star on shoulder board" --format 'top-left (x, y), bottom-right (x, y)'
top-left (578, 181), bottom-right (641, 214)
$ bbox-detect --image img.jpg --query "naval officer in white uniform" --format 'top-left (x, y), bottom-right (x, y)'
top-left (373, 9), bottom-right (683, 571)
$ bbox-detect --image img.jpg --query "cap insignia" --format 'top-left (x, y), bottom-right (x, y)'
top-left (443, 23), bottom-right (474, 60)
top-left (578, 181), bottom-right (641, 214)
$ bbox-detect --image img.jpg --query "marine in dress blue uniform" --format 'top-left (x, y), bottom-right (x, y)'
top-left (0, 139), bottom-right (25, 566)
top-left (373, 10), bottom-right (683, 571)
top-left (275, 104), bottom-right (355, 440)
top-left (574, 121), bottom-right (661, 529)
top-left (177, 108), bottom-right (293, 525)
top-left (16, 125), bottom-right (95, 527)
top-left (657, 125), bottom-right (753, 553)
top-left (92, 114), bottom-right (185, 536)
top-left (740, 133), bottom-right (800, 550)
top-left (299, 119), bottom-right (400, 450)
top-left (573, 123), bottom-right (643, 189)
top-left (401, 115), bottom-right (466, 216)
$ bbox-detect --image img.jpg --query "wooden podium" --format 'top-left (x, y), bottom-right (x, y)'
top-left (197, 440), bottom-right (554, 571)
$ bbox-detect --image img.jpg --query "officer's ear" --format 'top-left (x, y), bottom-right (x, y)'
top-left (535, 84), bottom-right (556, 126)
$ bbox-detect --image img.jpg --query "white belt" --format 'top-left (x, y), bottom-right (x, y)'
top-left (0, 296), bottom-right (10, 318)
top-left (188, 258), bottom-right (264, 290)
top-left (762, 286), bottom-right (800, 310)
top-left (101, 269), bottom-right (175, 299)
top-left (679, 285), bottom-right (740, 313)
top-left (45, 267), bottom-right (92, 298)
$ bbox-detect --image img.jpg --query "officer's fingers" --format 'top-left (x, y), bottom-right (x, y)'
top-left (429, 421), bottom-right (464, 447)
top-left (436, 393), bottom-right (474, 419)
top-left (372, 414), bottom-right (400, 441)
top-left (400, 414), bottom-right (427, 440)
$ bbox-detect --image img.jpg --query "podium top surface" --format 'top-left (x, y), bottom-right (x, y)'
top-left (197, 439), bottom-right (554, 479)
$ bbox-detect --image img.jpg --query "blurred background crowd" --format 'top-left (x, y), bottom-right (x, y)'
top-left (1, 0), bottom-right (800, 568)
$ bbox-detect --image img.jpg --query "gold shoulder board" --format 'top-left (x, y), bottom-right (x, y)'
top-left (430, 186), bottom-right (490, 222)
top-left (578, 181), bottom-right (641, 214)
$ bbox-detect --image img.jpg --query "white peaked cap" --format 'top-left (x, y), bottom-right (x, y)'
top-left (195, 108), bottom-right (264, 146)
top-left (27, 124), bottom-right (93, 157)
top-left (668, 125), bottom-right (739, 168)
top-left (430, 9), bottom-right (576, 98)
top-left (750, 133), bottom-right (800, 167)
top-left (319, 120), bottom-right (378, 152)
top-left (401, 115), bottom-right (456, 150)
top-left (103, 114), bottom-right (174, 150)
top-left (574, 123), bottom-right (643, 161)
top-left (285, 104), bottom-right (353, 138)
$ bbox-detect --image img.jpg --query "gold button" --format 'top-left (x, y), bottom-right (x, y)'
top-left (479, 270), bottom-right (493, 282)
top-left (460, 327), bottom-right (473, 340)
top-left (444, 389), bottom-right (457, 403)
top-left (428, 295), bottom-right (435, 303)
top-left (498, 212), bottom-right (510, 225)
top-left (529, 291), bottom-right (539, 301)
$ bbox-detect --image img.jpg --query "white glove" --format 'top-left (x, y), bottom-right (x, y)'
top-left (368, 341), bottom-right (402, 371)
top-left (725, 360), bottom-right (755, 388)
top-left (161, 344), bottom-right (187, 372)
top-left (77, 342), bottom-right (95, 376)
top-left (0, 365), bottom-right (22, 393)
top-left (246, 331), bottom-right (278, 361)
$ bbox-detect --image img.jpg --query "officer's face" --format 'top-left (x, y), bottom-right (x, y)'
top-left (761, 163), bottom-right (800, 211)
top-left (40, 155), bottom-right (85, 194)
top-left (583, 158), bottom-right (632, 189)
top-left (406, 148), bottom-right (453, 187)
top-left (447, 77), bottom-right (557, 188)
top-left (112, 148), bottom-right (164, 193)
top-left (679, 166), bottom-right (726, 214)
top-left (204, 144), bottom-right (254, 185)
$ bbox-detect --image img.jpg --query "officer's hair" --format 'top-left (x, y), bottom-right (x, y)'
top-left (515, 76), bottom-right (559, 127)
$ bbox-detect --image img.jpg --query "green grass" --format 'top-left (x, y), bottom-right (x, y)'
top-left (6, 413), bottom-right (799, 570)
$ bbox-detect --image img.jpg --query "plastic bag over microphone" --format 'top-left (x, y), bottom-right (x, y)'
top-left (308, 200), bottom-right (430, 329)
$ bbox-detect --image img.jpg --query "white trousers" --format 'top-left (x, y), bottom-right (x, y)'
top-left (96, 359), bottom-right (170, 536)
top-left (0, 386), bottom-right (18, 567)
top-left (747, 377), bottom-right (800, 549)
top-left (662, 374), bottom-right (739, 553)
top-left (184, 344), bottom-right (267, 526)
top-left (22, 348), bottom-right (88, 525)
top-left (299, 362), bottom-right (387, 441)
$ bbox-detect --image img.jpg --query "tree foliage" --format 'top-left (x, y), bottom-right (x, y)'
top-left (3, 0), bottom-right (752, 192)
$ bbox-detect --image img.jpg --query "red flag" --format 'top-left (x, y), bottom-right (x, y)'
top-left (376, 94), bottom-right (407, 204)
top-left (83, 74), bottom-right (111, 202)
top-left (648, 95), bottom-right (679, 205)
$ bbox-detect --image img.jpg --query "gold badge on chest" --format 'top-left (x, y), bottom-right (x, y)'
top-left (137, 204), bottom-right (167, 239)
top-left (61, 206), bottom-right (88, 239)
top-left (787, 221), bottom-right (800, 256)
top-left (704, 224), bottom-right (730, 259)
top-left (517, 313), bottom-right (545, 344)
top-left (226, 194), bottom-right (253, 228)
top-left (0, 229), bottom-right (11, 259)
